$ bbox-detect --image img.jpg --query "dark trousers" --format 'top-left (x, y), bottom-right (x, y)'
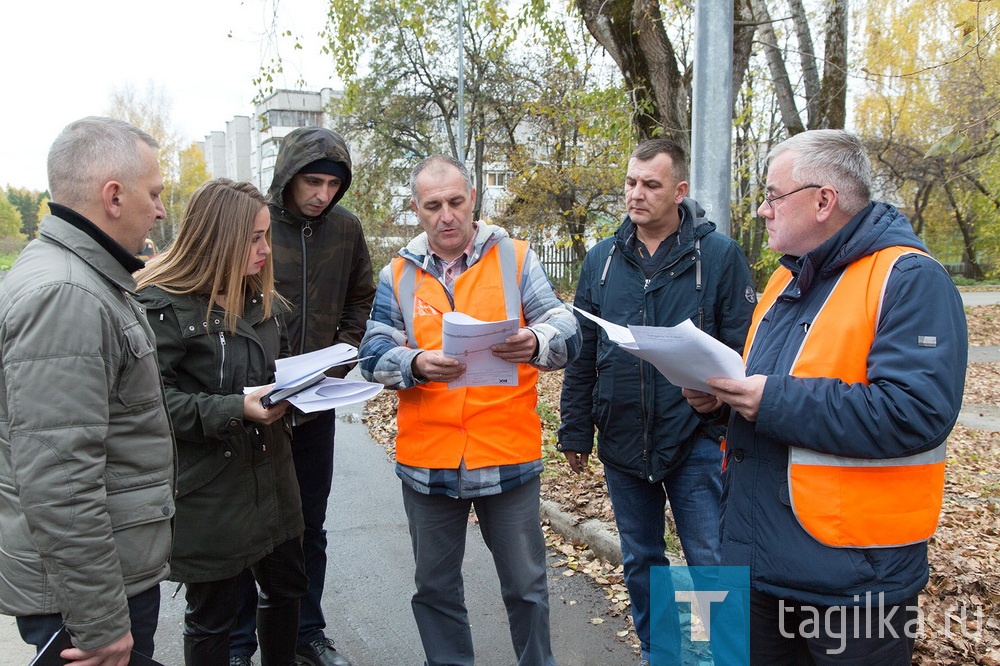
top-left (750, 589), bottom-right (918, 665)
top-left (231, 411), bottom-right (337, 656)
top-left (17, 583), bottom-right (160, 657)
top-left (184, 537), bottom-right (307, 666)
top-left (401, 476), bottom-right (556, 666)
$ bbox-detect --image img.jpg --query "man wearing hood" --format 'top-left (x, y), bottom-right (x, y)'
top-left (558, 139), bottom-right (756, 666)
top-left (231, 127), bottom-right (375, 666)
top-left (359, 155), bottom-right (580, 666)
top-left (685, 129), bottom-right (967, 662)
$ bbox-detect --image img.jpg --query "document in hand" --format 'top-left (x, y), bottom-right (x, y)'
top-left (30, 625), bottom-right (165, 666)
top-left (261, 343), bottom-right (360, 407)
top-left (279, 378), bottom-right (384, 414)
top-left (573, 306), bottom-right (746, 392)
top-left (441, 312), bottom-right (520, 389)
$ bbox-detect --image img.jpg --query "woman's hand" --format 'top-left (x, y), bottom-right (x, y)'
top-left (243, 384), bottom-right (289, 425)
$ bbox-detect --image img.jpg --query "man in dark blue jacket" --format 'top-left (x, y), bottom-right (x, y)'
top-left (558, 139), bottom-right (756, 666)
top-left (685, 129), bottom-right (967, 663)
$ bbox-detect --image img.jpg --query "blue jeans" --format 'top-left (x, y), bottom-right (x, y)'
top-left (603, 436), bottom-right (723, 659)
top-left (401, 476), bottom-right (556, 666)
top-left (17, 583), bottom-right (161, 658)
top-left (232, 411), bottom-right (337, 656)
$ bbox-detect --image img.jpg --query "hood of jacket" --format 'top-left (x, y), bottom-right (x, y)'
top-left (398, 222), bottom-right (510, 272)
top-left (267, 126), bottom-right (353, 220)
top-left (613, 197), bottom-right (717, 259)
top-left (786, 202), bottom-right (929, 294)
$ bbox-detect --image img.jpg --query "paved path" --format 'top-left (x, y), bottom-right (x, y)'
top-left (960, 290), bottom-right (1000, 306)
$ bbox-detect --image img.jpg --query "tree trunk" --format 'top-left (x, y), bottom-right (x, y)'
top-left (748, 0), bottom-right (806, 135)
top-left (942, 179), bottom-right (983, 280)
top-left (787, 0), bottom-right (821, 125)
top-left (814, 0), bottom-right (849, 129)
top-left (575, 0), bottom-right (688, 145)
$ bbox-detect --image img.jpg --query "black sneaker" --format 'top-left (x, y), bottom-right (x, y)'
top-left (229, 656), bottom-right (253, 666)
top-left (295, 637), bottom-right (352, 666)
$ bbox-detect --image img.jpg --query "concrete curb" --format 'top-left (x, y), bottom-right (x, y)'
top-left (540, 499), bottom-right (623, 567)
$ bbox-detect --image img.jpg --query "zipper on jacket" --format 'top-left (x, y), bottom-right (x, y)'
top-left (640, 300), bottom-right (650, 470)
top-left (218, 332), bottom-right (227, 391)
top-left (299, 223), bottom-right (311, 352)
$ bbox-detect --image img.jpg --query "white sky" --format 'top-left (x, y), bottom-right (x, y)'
top-left (0, 0), bottom-right (340, 192)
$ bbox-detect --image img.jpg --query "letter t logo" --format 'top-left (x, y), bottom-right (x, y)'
top-left (675, 591), bottom-right (729, 640)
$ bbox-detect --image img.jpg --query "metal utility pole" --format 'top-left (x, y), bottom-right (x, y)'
top-left (457, 0), bottom-right (465, 164)
top-left (690, 1), bottom-right (734, 236)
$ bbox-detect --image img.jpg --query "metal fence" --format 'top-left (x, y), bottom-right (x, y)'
top-left (534, 244), bottom-right (580, 283)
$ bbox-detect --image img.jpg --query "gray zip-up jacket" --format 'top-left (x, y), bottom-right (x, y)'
top-left (0, 211), bottom-right (175, 650)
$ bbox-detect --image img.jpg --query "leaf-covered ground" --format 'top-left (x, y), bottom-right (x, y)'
top-left (360, 303), bottom-right (1000, 664)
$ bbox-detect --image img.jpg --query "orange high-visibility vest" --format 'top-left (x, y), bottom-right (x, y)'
top-left (391, 238), bottom-right (541, 470)
top-left (746, 246), bottom-right (946, 548)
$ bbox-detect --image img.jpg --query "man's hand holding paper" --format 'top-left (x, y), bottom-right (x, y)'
top-left (441, 312), bottom-right (521, 388)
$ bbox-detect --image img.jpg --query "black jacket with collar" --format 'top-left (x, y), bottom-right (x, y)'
top-left (558, 198), bottom-right (756, 482)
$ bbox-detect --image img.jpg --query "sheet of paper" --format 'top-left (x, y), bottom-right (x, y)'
top-left (572, 306), bottom-right (745, 392)
top-left (441, 312), bottom-right (520, 389)
top-left (288, 378), bottom-right (384, 413)
top-left (273, 343), bottom-right (358, 387)
top-left (245, 377), bottom-right (384, 414)
top-left (572, 305), bottom-right (636, 346)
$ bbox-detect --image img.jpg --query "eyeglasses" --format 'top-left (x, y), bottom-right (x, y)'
top-left (762, 184), bottom-right (821, 210)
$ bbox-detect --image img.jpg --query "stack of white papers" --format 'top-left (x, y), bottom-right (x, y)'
top-left (246, 343), bottom-right (383, 412)
top-left (573, 306), bottom-right (746, 392)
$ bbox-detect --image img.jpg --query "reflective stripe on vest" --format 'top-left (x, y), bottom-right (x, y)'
top-left (391, 238), bottom-right (541, 469)
top-left (747, 246), bottom-right (946, 548)
top-left (396, 238), bottom-right (521, 346)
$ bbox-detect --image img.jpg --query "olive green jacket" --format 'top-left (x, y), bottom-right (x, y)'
top-left (0, 213), bottom-right (175, 650)
top-left (137, 286), bottom-right (303, 583)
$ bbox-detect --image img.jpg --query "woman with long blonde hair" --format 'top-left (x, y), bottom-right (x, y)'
top-left (137, 178), bottom-right (306, 666)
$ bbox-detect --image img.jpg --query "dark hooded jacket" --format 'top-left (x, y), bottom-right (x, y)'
top-left (723, 202), bottom-right (967, 606)
top-left (268, 127), bottom-right (375, 367)
top-left (558, 198), bottom-right (756, 482)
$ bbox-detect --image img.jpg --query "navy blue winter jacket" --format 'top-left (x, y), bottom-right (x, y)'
top-left (722, 202), bottom-right (967, 606)
top-left (558, 198), bottom-right (756, 482)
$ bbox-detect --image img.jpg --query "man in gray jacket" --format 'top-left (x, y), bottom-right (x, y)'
top-left (0, 117), bottom-right (175, 665)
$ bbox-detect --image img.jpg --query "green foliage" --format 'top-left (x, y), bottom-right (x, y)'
top-left (336, 157), bottom-right (411, 273)
top-left (35, 197), bottom-right (50, 233)
top-left (494, 20), bottom-right (631, 263)
top-left (855, 0), bottom-right (1000, 279)
top-left (0, 192), bottom-right (27, 242)
top-left (324, 0), bottom-right (633, 266)
top-left (952, 275), bottom-right (1000, 287)
top-left (4, 186), bottom-right (46, 239)
top-left (324, 0), bottom-right (525, 171)
top-left (153, 143), bottom-right (210, 251)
